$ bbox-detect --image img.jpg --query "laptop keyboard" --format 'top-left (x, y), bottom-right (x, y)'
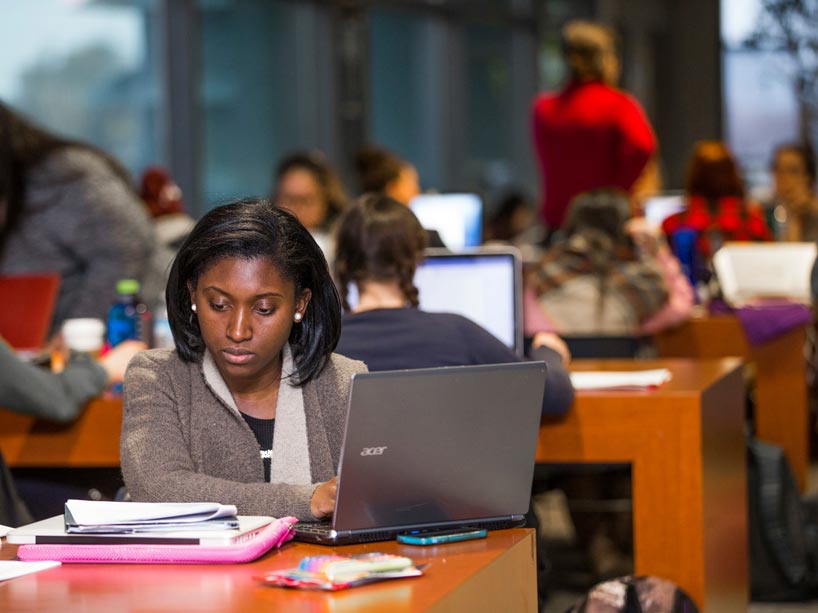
top-left (294, 522), bottom-right (333, 535)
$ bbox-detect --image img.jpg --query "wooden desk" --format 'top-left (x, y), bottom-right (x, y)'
top-left (538, 358), bottom-right (748, 611)
top-left (0, 529), bottom-right (536, 612)
top-left (0, 397), bottom-right (122, 467)
top-left (653, 311), bottom-right (810, 490)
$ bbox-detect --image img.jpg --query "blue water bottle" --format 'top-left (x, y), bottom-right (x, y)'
top-left (106, 279), bottom-right (146, 347)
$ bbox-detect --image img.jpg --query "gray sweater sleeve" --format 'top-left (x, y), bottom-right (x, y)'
top-left (0, 340), bottom-right (108, 422)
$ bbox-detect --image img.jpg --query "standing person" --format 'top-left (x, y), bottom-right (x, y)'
top-left (272, 151), bottom-right (349, 259)
top-left (0, 101), bottom-right (161, 333)
top-left (532, 20), bottom-right (658, 235)
top-left (767, 143), bottom-right (818, 242)
top-left (121, 199), bottom-right (367, 520)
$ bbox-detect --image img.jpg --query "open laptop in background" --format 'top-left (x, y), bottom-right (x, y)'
top-left (414, 247), bottom-right (524, 356)
top-left (713, 242), bottom-right (818, 306)
top-left (0, 273), bottom-right (60, 356)
top-left (409, 193), bottom-right (483, 251)
top-left (294, 361), bottom-right (546, 545)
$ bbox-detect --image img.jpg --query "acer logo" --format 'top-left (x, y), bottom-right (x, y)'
top-left (360, 446), bottom-right (388, 456)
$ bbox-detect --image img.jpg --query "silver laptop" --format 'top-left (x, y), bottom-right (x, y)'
top-left (294, 361), bottom-right (546, 544)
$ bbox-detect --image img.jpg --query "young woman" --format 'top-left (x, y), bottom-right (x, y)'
top-left (526, 188), bottom-right (692, 335)
top-left (768, 143), bottom-right (818, 242)
top-left (272, 151), bottom-right (349, 258)
top-left (662, 140), bottom-right (771, 285)
top-left (0, 101), bottom-right (160, 331)
top-left (333, 193), bottom-right (574, 417)
top-left (121, 199), bottom-right (366, 521)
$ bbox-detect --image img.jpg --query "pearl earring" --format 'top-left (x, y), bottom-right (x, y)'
top-left (294, 312), bottom-right (302, 322)
top-left (191, 303), bottom-right (197, 313)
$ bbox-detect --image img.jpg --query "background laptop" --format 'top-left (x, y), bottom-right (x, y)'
top-left (409, 193), bottom-right (483, 250)
top-left (414, 247), bottom-right (524, 356)
top-left (713, 241), bottom-right (818, 306)
top-left (294, 361), bottom-right (546, 544)
top-left (344, 247), bottom-right (524, 356)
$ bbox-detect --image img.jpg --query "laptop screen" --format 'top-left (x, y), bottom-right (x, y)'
top-left (414, 249), bottom-right (522, 355)
top-left (409, 193), bottom-right (482, 251)
top-left (0, 273), bottom-right (60, 352)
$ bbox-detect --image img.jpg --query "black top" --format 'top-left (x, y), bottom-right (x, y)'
top-left (336, 308), bottom-right (574, 416)
top-left (240, 413), bottom-right (275, 482)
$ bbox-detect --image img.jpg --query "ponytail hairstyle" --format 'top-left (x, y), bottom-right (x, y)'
top-left (333, 193), bottom-right (427, 311)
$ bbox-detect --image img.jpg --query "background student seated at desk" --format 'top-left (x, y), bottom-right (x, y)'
top-left (0, 337), bottom-right (144, 526)
top-left (121, 199), bottom-right (367, 522)
top-left (524, 188), bottom-right (693, 337)
top-left (0, 101), bottom-right (163, 334)
top-left (332, 193), bottom-right (574, 417)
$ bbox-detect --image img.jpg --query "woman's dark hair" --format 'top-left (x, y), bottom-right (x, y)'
top-left (563, 188), bottom-right (633, 252)
top-left (771, 142), bottom-right (817, 188)
top-left (166, 198), bottom-right (341, 385)
top-left (685, 140), bottom-right (745, 200)
top-left (272, 150), bottom-right (348, 227)
top-left (354, 146), bottom-right (405, 194)
top-left (0, 100), bottom-right (134, 256)
top-left (334, 193), bottom-right (427, 311)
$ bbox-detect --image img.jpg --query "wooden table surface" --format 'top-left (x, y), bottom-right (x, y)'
top-left (0, 528), bottom-right (536, 613)
top-left (0, 359), bottom-right (749, 610)
top-left (653, 310), bottom-right (810, 491)
top-left (538, 358), bottom-right (748, 611)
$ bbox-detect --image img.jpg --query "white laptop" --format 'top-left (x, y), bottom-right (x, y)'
top-left (414, 247), bottom-right (523, 355)
top-left (409, 193), bottom-right (483, 250)
top-left (713, 242), bottom-right (818, 306)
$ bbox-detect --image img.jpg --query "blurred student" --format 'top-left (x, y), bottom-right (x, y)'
top-left (354, 145), bottom-right (446, 248)
top-left (526, 189), bottom-right (693, 336)
top-left (532, 20), bottom-right (658, 235)
top-left (766, 143), bottom-right (818, 242)
top-left (272, 151), bottom-right (349, 258)
top-left (333, 194), bottom-right (574, 416)
top-left (121, 199), bottom-right (366, 520)
top-left (0, 336), bottom-right (144, 525)
top-left (0, 101), bottom-right (161, 333)
top-left (661, 141), bottom-right (771, 288)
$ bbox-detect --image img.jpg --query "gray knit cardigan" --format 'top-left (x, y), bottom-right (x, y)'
top-left (121, 348), bottom-right (366, 521)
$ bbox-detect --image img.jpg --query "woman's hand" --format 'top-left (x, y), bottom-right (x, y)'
top-left (310, 476), bottom-right (338, 519)
top-left (100, 340), bottom-right (147, 383)
top-left (532, 332), bottom-right (571, 364)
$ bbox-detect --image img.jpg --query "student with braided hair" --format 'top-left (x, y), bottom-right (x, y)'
top-left (333, 193), bottom-right (573, 417)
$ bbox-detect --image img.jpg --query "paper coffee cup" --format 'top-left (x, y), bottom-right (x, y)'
top-left (62, 318), bottom-right (106, 354)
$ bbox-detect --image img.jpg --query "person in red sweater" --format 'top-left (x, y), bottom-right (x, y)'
top-left (532, 20), bottom-right (657, 233)
top-left (662, 140), bottom-right (771, 288)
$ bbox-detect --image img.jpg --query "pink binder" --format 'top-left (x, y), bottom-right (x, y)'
top-left (17, 516), bottom-right (297, 564)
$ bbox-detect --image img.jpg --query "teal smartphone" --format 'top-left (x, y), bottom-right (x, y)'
top-left (396, 528), bottom-right (487, 546)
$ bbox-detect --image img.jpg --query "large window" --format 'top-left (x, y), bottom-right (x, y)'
top-left (198, 0), bottom-right (332, 206)
top-left (0, 0), bottom-right (163, 178)
top-left (721, 0), bottom-right (801, 188)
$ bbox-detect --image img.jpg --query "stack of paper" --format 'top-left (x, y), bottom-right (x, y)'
top-left (64, 499), bottom-right (239, 534)
top-left (570, 369), bottom-right (672, 391)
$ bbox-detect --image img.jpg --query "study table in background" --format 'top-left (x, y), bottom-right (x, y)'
top-left (0, 358), bottom-right (748, 611)
top-left (653, 309), bottom-right (810, 491)
top-left (538, 358), bottom-right (748, 612)
top-left (0, 528), bottom-right (536, 612)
